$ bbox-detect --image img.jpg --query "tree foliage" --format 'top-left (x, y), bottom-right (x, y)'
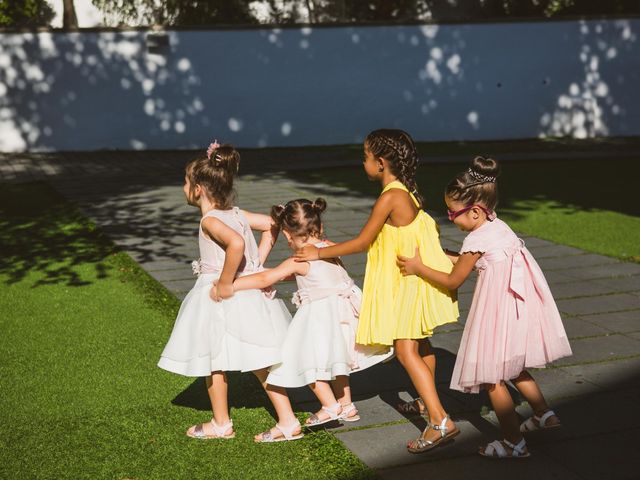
top-left (0, 0), bottom-right (55, 28)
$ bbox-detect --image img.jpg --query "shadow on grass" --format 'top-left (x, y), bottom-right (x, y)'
top-left (0, 182), bottom-right (116, 286)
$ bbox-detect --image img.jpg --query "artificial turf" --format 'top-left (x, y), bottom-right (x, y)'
top-left (0, 182), bottom-right (373, 480)
top-left (292, 157), bottom-right (640, 262)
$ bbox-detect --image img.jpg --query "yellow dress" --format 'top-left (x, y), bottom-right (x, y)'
top-left (356, 181), bottom-right (459, 346)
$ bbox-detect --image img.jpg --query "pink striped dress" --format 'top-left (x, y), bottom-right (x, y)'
top-left (450, 218), bottom-right (572, 393)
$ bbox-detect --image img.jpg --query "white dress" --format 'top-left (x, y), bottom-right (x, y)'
top-left (158, 208), bottom-right (291, 376)
top-left (266, 243), bottom-right (392, 388)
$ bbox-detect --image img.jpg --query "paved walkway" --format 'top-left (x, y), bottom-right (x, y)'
top-left (2, 151), bottom-right (639, 480)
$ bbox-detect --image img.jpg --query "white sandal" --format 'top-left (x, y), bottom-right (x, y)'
top-left (520, 409), bottom-right (562, 433)
top-left (255, 419), bottom-right (304, 443)
top-left (187, 419), bottom-right (235, 440)
top-left (479, 438), bottom-right (530, 459)
top-left (305, 403), bottom-right (342, 427)
top-left (339, 402), bottom-right (361, 422)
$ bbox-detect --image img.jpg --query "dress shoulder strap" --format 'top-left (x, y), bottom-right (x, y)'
top-left (381, 180), bottom-right (419, 208)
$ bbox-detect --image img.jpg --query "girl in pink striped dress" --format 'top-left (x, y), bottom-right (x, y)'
top-left (397, 156), bottom-right (572, 459)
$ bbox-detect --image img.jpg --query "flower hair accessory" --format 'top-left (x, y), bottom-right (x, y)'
top-left (206, 140), bottom-right (221, 161)
top-left (467, 168), bottom-right (496, 183)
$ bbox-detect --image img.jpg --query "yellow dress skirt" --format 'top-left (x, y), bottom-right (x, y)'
top-left (356, 181), bottom-right (459, 347)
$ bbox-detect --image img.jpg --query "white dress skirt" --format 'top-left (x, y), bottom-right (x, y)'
top-left (266, 279), bottom-right (392, 388)
top-left (158, 273), bottom-right (292, 376)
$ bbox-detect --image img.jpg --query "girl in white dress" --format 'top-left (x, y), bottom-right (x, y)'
top-left (218, 198), bottom-right (391, 432)
top-left (158, 142), bottom-right (299, 441)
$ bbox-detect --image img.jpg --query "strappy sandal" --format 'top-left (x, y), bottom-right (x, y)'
top-left (407, 415), bottom-right (460, 453)
top-left (479, 438), bottom-right (530, 459)
top-left (520, 409), bottom-right (562, 433)
top-left (305, 403), bottom-right (342, 427)
top-left (395, 397), bottom-right (425, 416)
top-left (255, 419), bottom-right (304, 443)
top-left (339, 402), bottom-right (361, 423)
top-left (186, 419), bottom-right (235, 440)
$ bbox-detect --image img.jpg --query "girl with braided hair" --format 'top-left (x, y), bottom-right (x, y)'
top-left (295, 129), bottom-right (460, 453)
top-left (397, 156), bottom-right (572, 458)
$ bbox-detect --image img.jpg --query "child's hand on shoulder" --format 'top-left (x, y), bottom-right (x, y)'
top-left (397, 247), bottom-right (424, 276)
top-left (294, 244), bottom-right (319, 262)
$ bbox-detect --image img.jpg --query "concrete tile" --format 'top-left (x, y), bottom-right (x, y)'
top-left (335, 419), bottom-right (484, 470)
top-left (537, 428), bottom-right (640, 480)
top-left (163, 278), bottom-right (198, 294)
top-left (556, 293), bottom-right (640, 316)
top-left (558, 357), bottom-right (640, 391)
top-left (549, 280), bottom-right (630, 300)
top-left (561, 316), bottom-right (613, 339)
top-left (377, 450), bottom-right (581, 480)
top-left (563, 262), bottom-right (640, 280)
top-left (149, 268), bottom-right (194, 282)
top-left (580, 310), bottom-right (640, 334)
top-left (525, 243), bottom-right (586, 259)
top-left (522, 367), bottom-right (603, 401)
top-left (552, 334), bottom-right (640, 367)
top-left (537, 253), bottom-right (619, 271)
top-left (593, 275), bottom-right (640, 295)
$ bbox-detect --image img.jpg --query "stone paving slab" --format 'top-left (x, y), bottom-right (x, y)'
top-left (562, 262), bottom-right (640, 280)
top-left (573, 310), bottom-right (640, 334)
top-left (335, 420), bottom-right (483, 470)
top-left (549, 280), bottom-right (636, 300)
top-left (537, 253), bottom-right (621, 271)
top-left (536, 428), bottom-right (640, 480)
top-left (551, 334), bottom-right (640, 366)
top-left (524, 243), bottom-right (586, 259)
top-left (557, 357), bottom-right (640, 391)
top-left (561, 316), bottom-right (613, 339)
top-left (376, 449), bottom-right (582, 480)
top-left (555, 293), bottom-right (640, 316)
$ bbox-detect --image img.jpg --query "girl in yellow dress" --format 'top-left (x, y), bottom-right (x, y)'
top-left (295, 129), bottom-right (459, 453)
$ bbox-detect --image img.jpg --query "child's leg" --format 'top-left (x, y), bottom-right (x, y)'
top-left (252, 368), bottom-right (301, 440)
top-left (330, 375), bottom-right (352, 406)
top-left (395, 339), bottom-right (456, 445)
top-left (512, 370), bottom-right (560, 427)
top-left (485, 382), bottom-right (523, 444)
top-left (186, 371), bottom-right (233, 437)
top-left (331, 375), bottom-right (360, 421)
top-left (418, 338), bottom-right (436, 377)
top-left (307, 380), bottom-right (342, 422)
top-left (253, 368), bottom-right (298, 425)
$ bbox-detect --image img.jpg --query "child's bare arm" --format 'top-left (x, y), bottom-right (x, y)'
top-left (294, 192), bottom-right (395, 261)
top-left (233, 258), bottom-right (308, 292)
top-left (241, 209), bottom-right (279, 264)
top-left (397, 248), bottom-right (480, 290)
top-left (202, 217), bottom-right (245, 300)
top-left (444, 248), bottom-right (460, 264)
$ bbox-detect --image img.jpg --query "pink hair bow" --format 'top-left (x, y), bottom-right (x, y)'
top-left (207, 140), bottom-right (220, 160)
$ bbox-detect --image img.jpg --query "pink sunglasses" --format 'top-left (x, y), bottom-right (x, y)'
top-left (447, 204), bottom-right (494, 221)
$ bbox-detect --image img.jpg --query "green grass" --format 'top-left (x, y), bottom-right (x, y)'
top-left (0, 183), bottom-right (372, 480)
top-left (292, 157), bottom-right (640, 262)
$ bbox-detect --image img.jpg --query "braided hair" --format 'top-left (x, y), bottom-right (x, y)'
top-left (365, 129), bottom-right (424, 208)
top-left (446, 156), bottom-right (500, 210)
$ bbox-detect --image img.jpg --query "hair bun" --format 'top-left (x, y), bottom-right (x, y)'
top-left (270, 204), bottom-right (286, 224)
top-left (470, 156), bottom-right (500, 178)
top-left (210, 144), bottom-right (240, 175)
top-left (312, 198), bottom-right (327, 214)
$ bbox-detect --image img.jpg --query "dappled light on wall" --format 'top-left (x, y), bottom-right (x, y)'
top-left (539, 20), bottom-right (637, 139)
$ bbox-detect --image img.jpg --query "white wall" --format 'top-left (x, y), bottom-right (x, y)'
top-left (1, 19), bottom-right (638, 152)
